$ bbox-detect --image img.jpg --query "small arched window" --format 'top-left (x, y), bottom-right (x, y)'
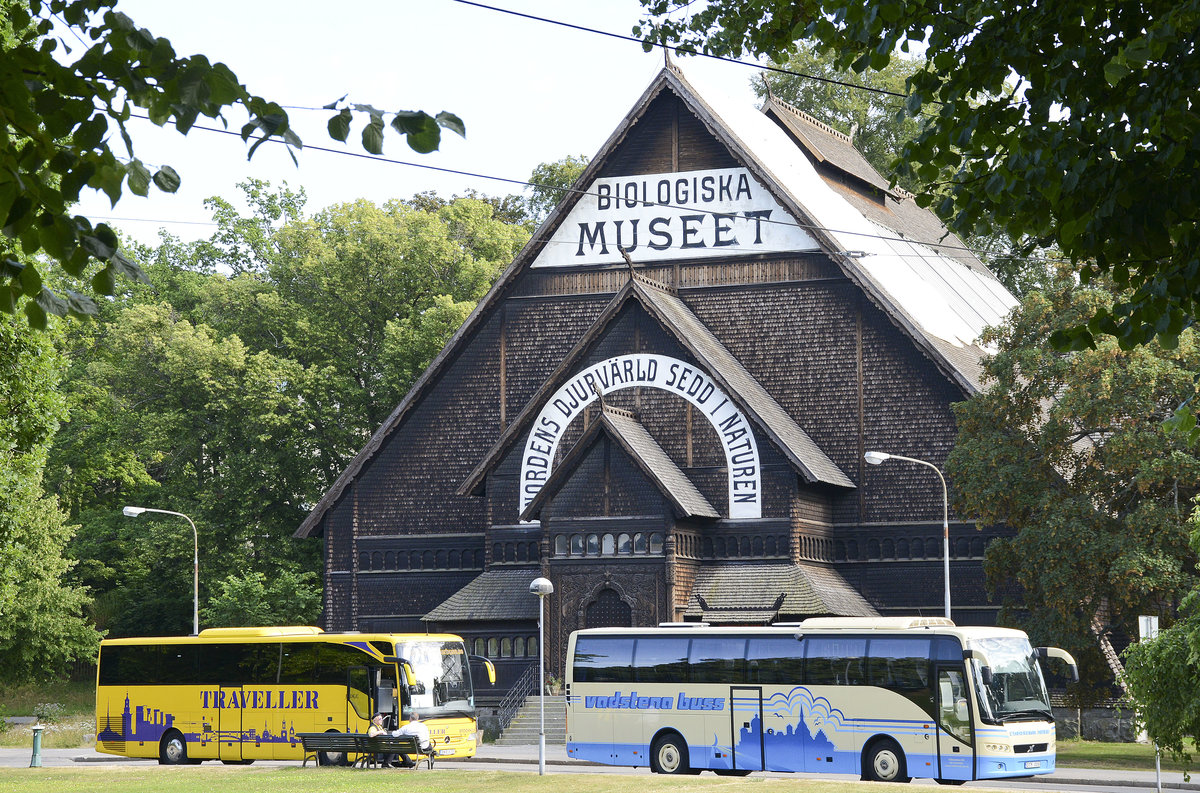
top-left (618, 533), bottom-right (632, 554)
top-left (649, 533), bottom-right (664, 554)
top-left (634, 533), bottom-right (647, 554)
top-left (586, 534), bottom-right (600, 555)
top-left (571, 535), bottom-right (584, 555)
top-left (501, 638), bottom-right (512, 658)
top-left (487, 638), bottom-right (498, 657)
top-left (555, 535), bottom-right (568, 556)
top-left (514, 637), bottom-right (526, 657)
top-left (602, 534), bottom-right (616, 555)
top-left (473, 638), bottom-right (485, 656)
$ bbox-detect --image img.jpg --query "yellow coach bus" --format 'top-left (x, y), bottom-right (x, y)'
top-left (95, 626), bottom-right (495, 765)
top-left (565, 618), bottom-right (1077, 783)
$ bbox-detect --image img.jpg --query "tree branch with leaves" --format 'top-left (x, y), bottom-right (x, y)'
top-left (1, 0), bottom-right (464, 327)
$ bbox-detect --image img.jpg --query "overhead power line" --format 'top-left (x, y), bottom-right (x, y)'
top-left (450, 0), bottom-right (912, 100)
top-left (111, 111), bottom-right (1061, 266)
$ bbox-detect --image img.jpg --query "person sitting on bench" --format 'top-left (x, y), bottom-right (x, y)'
top-left (368, 712), bottom-right (403, 767)
top-left (394, 709), bottom-right (432, 767)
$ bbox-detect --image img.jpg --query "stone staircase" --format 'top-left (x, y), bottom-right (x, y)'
top-left (495, 694), bottom-right (566, 745)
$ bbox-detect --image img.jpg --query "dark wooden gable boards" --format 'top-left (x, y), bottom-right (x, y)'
top-left (296, 65), bottom-right (1013, 688)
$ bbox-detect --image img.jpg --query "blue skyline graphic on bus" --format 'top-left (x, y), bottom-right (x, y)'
top-left (96, 693), bottom-right (304, 749)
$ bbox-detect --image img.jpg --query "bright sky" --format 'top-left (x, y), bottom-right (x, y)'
top-left (77, 0), bottom-right (763, 247)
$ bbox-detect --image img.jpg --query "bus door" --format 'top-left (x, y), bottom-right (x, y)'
top-left (729, 687), bottom-right (764, 771)
top-left (935, 666), bottom-right (974, 781)
top-left (347, 666), bottom-right (374, 729)
top-left (217, 686), bottom-right (244, 761)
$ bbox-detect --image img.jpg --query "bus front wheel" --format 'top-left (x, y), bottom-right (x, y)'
top-left (864, 738), bottom-right (910, 783)
top-left (650, 733), bottom-right (697, 775)
top-left (159, 731), bottom-right (189, 765)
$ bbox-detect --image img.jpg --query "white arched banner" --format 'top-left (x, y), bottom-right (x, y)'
top-left (520, 354), bottom-right (761, 519)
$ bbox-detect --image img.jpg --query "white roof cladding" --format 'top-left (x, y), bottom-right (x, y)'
top-left (673, 60), bottom-right (1018, 354)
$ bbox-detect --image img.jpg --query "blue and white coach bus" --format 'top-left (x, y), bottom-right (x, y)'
top-left (564, 618), bottom-right (1076, 783)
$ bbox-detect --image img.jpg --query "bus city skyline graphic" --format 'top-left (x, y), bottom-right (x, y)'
top-left (97, 692), bottom-right (305, 750)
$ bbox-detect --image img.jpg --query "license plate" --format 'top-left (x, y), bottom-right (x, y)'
top-left (438, 749), bottom-right (456, 756)
top-left (1024, 761), bottom-right (1042, 769)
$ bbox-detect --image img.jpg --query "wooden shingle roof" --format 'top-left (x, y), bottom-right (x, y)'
top-left (422, 568), bottom-right (541, 622)
top-left (519, 406), bottom-right (719, 521)
top-left (458, 274), bottom-right (853, 498)
top-left (684, 563), bottom-right (878, 622)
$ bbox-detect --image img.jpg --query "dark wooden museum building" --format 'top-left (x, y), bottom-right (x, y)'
top-left (294, 63), bottom-right (1018, 689)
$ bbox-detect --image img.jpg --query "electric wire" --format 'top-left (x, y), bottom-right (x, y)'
top-left (107, 110), bottom-right (1063, 266)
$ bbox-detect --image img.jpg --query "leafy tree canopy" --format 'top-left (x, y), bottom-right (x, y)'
top-left (947, 269), bottom-right (1199, 690)
top-left (0, 311), bottom-right (98, 681)
top-left (525, 155), bottom-right (590, 225)
top-left (635, 0), bottom-right (1200, 351)
top-left (1, 0), bottom-right (463, 328)
top-left (47, 183), bottom-right (528, 636)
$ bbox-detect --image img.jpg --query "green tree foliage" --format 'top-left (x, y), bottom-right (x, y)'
top-left (525, 155), bottom-right (590, 225)
top-left (1123, 604), bottom-right (1200, 770)
top-left (1, 0), bottom-right (463, 327)
top-left (46, 183), bottom-right (529, 636)
top-left (202, 570), bottom-right (321, 628)
top-left (0, 311), bottom-right (98, 681)
top-left (635, 0), bottom-right (1200, 350)
top-left (947, 270), bottom-right (1200, 689)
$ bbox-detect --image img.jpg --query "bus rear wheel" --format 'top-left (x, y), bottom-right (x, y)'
top-left (159, 730), bottom-right (189, 765)
top-left (650, 733), bottom-right (697, 775)
top-left (864, 738), bottom-right (910, 783)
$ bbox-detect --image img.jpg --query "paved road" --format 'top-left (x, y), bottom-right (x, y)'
top-left (2, 743), bottom-right (1195, 793)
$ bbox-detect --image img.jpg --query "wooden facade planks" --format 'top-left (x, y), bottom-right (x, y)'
top-left (300, 65), bottom-right (1019, 681)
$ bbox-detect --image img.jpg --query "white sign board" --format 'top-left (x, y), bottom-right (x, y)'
top-left (520, 354), bottom-right (761, 520)
top-left (532, 167), bottom-right (817, 267)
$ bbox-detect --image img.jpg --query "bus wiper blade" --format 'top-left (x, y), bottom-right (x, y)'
top-left (997, 708), bottom-right (1053, 722)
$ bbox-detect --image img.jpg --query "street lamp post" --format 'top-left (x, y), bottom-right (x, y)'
top-left (529, 577), bottom-right (554, 776)
top-left (123, 506), bottom-right (200, 635)
top-left (864, 451), bottom-right (951, 620)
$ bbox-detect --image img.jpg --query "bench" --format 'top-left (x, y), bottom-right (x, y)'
top-left (360, 734), bottom-right (435, 770)
top-left (298, 732), bottom-right (364, 767)
top-left (296, 732), bottom-right (435, 769)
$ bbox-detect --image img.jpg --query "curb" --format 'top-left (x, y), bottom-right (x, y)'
top-left (1028, 776), bottom-right (1200, 791)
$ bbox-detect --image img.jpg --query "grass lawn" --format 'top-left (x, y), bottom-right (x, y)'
top-left (1056, 739), bottom-right (1195, 772)
top-left (0, 768), bottom-right (884, 793)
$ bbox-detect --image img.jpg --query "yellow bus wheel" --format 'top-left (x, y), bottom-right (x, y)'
top-left (159, 731), bottom-right (189, 765)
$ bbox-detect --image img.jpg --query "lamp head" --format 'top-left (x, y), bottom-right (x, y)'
top-left (122, 506), bottom-right (146, 517)
top-left (529, 577), bottom-right (554, 596)
top-left (863, 451), bottom-right (891, 466)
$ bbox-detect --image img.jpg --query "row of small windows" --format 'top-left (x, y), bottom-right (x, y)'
top-left (839, 536), bottom-right (988, 562)
top-left (553, 532), bottom-right (665, 557)
top-left (472, 636), bottom-right (539, 659)
top-left (492, 541), bottom-right (541, 564)
top-left (358, 535), bottom-right (988, 571)
top-left (363, 548), bottom-right (484, 571)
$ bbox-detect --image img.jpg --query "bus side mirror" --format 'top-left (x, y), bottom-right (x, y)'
top-left (1036, 646), bottom-right (1080, 682)
top-left (980, 666), bottom-right (993, 686)
top-left (469, 655), bottom-right (496, 685)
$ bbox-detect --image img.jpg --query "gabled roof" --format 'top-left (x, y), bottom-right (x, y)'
top-left (458, 274), bottom-right (854, 498)
top-left (422, 568), bottom-right (540, 623)
top-left (296, 61), bottom-right (1012, 539)
top-left (684, 563), bottom-right (878, 622)
top-left (762, 95), bottom-right (898, 199)
top-left (519, 406), bottom-right (719, 521)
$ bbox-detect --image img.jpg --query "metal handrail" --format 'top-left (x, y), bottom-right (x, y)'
top-left (496, 661), bottom-right (539, 732)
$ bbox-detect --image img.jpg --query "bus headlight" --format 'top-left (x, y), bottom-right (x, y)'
top-left (983, 743), bottom-right (1012, 753)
